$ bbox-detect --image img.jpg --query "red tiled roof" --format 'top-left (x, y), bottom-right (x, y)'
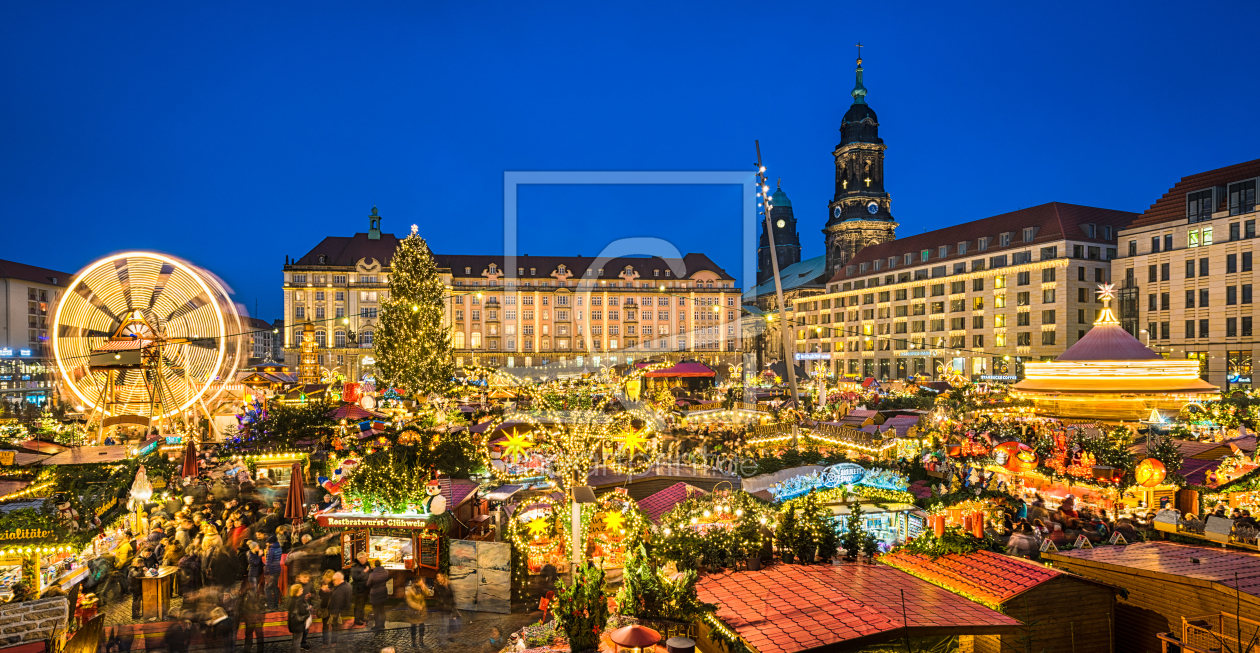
top-left (1178, 458), bottom-right (1226, 486)
top-left (442, 478), bottom-right (480, 510)
top-left (879, 550), bottom-right (1061, 607)
top-left (1127, 158), bottom-right (1260, 229)
top-left (696, 564), bottom-right (1018, 653)
top-left (636, 482), bottom-right (705, 523)
top-left (828, 203), bottom-right (1138, 285)
top-left (1051, 541), bottom-right (1260, 597)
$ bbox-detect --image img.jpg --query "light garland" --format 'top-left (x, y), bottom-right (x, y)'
top-left (505, 494), bottom-right (568, 560)
top-left (0, 482), bottom-right (54, 503)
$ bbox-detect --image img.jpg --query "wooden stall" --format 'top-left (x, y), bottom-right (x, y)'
top-left (316, 512), bottom-right (442, 592)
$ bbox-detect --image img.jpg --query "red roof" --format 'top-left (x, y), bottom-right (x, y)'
top-left (1053, 322), bottom-right (1163, 362)
top-left (1127, 158), bottom-right (1260, 229)
top-left (644, 362), bottom-right (715, 378)
top-left (1052, 542), bottom-right (1260, 598)
top-left (879, 550), bottom-right (1062, 607)
top-left (828, 203), bottom-right (1137, 285)
top-left (636, 482), bottom-right (705, 523)
top-left (0, 258), bottom-right (72, 287)
top-left (697, 564), bottom-right (1017, 653)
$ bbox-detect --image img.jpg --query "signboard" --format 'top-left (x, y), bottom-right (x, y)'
top-left (318, 512), bottom-right (434, 529)
top-left (767, 462), bottom-right (909, 501)
top-left (0, 349), bottom-right (10, 356)
top-left (832, 463), bottom-right (867, 485)
top-left (898, 350), bottom-right (941, 357)
top-left (18, 350), bottom-right (30, 357)
top-left (0, 451), bottom-right (15, 466)
top-left (979, 375), bottom-right (1018, 381)
top-left (418, 535), bottom-right (440, 569)
top-left (794, 353), bottom-right (831, 360)
top-left (0, 528), bottom-right (54, 542)
top-left (135, 437), bottom-right (160, 457)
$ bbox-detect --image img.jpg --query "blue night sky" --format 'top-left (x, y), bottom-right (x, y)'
top-left (3, 1), bottom-right (1259, 320)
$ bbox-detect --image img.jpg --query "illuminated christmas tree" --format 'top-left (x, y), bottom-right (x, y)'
top-left (375, 226), bottom-right (454, 397)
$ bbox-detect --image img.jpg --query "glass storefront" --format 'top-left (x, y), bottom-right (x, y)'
top-left (1228, 351), bottom-right (1253, 391)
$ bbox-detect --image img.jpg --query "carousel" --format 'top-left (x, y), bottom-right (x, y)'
top-left (1012, 284), bottom-right (1218, 420)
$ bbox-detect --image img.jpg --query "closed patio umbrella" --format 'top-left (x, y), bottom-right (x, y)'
top-left (285, 461), bottom-right (306, 524)
top-left (180, 438), bottom-right (198, 478)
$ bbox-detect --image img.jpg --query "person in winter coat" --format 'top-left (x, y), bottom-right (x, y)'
top-left (237, 588), bottom-right (266, 653)
top-left (325, 572), bottom-right (353, 649)
top-left (366, 561), bottom-right (391, 633)
top-left (1006, 524), bottom-right (1039, 559)
top-left (403, 579), bottom-right (429, 648)
top-left (321, 547), bottom-right (342, 574)
top-left (127, 558), bottom-right (146, 619)
top-left (349, 551), bottom-right (371, 625)
top-left (246, 542), bottom-right (264, 590)
top-left (164, 612), bottom-right (194, 653)
top-left (206, 544), bottom-right (239, 589)
top-left (287, 583), bottom-right (312, 653)
top-left (206, 607), bottom-right (235, 653)
top-left (178, 546), bottom-right (202, 597)
top-left (317, 570), bottom-right (336, 646)
top-left (264, 537), bottom-right (284, 608)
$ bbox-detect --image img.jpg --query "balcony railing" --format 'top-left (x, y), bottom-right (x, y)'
top-left (1175, 613), bottom-right (1260, 653)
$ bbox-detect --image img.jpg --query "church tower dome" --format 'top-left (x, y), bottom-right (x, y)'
top-left (757, 180), bottom-right (802, 285)
top-left (823, 45), bottom-right (898, 278)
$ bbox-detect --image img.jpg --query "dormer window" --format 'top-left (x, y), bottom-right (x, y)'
top-left (887, 256), bottom-right (896, 268)
top-left (920, 249), bottom-right (930, 262)
top-left (489, 263), bottom-right (497, 273)
top-left (1103, 225), bottom-right (1113, 240)
top-left (1022, 227), bottom-right (1039, 242)
top-left (557, 264), bottom-right (566, 273)
top-left (977, 237), bottom-right (990, 251)
top-left (465, 267), bottom-right (471, 275)
top-left (957, 242), bottom-right (968, 255)
top-left (938, 245), bottom-right (948, 258)
top-left (518, 268), bottom-right (524, 275)
top-left (872, 260), bottom-right (881, 271)
top-left (846, 265), bottom-right (856, 276)
top-left (530, 268), bottom-right (536, 275)
top-left (318, 255), bottom-right (327, 264)
top-left (1188, 188), bottom-right (1217, 223)
top-left (999, 233), bottom-right (1012, 247)
top-left (903, 253), bottom-right (913, 265)
top-left (1084, 224), bottom-right (1097, 239)
top-left (859, 262), bottom-right (868, 273)
top-left (654, 269), bottom-right (659, 276)
top-left (599, 268), bottom-right (605, 276)
top-left (1229, 179), bottom-right (1257, 216)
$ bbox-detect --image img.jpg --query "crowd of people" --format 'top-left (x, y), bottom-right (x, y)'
top-left (96, 451), bottom-right (458, 652)
top-left (996, 494), bottom-right (1145, 557)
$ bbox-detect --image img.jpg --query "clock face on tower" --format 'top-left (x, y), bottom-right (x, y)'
top-left (833, 206), bottom-right (842, 218)
top-left (866, 201), bottom-right (880, 215)
top-left (776, 219), bottom-right (785, 228)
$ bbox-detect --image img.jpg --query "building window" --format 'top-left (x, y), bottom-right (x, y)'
top-left (334, 331), bottom-right (346, 347)
top-left (1161, 263), bottom-right (1170, 281)
top-left (1017, 332), bottom-right (1031, 346)
top-left (1200, 319), bottom-right (1210, 338)
top-left (1230, 179), bottom-right (1257, 216)
top-left (315, 330), bottom-right (326, 348)
top-left (1228, 286), bottom-right (1238, 305)
top-left (1042, 289), bottom-right (1056, 303)
top-left (1188, 189), bottom-right (1215, 223)
top-left (295, 306), bottom-right (305, 319)
top-left (360, 330), bottom-right (373, 346)
top-left (1041, 331), bottom-right (1055, 345)
top-left (1228, 317), bottom-right (1238, 337)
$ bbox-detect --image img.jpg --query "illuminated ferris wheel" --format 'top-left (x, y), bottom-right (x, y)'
top-left (51, 252), bottom-right (244, 438)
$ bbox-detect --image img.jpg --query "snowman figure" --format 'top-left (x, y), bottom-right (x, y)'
top-left (54, 494), bottom-right (81, 531)
top-left (419, 479), bottom-right (447, 515)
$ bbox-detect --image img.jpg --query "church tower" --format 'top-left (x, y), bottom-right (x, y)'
top-left (823, 47), bottom-right (898, 278)
top-left (757, 181), bottom-right (802, 285)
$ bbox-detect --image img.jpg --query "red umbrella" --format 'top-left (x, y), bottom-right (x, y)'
top-left (327, 403), bottom-right (377, 421)
top-left (284, 461), bottom-right (306, 524)
top-left (180, 438), bottom-right (198, 478)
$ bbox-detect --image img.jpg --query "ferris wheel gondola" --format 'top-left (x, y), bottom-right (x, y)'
top-left (51, 252), bottom-right (245, 441)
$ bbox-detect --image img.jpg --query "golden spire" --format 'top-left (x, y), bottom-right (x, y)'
top-left (1094, 283), bottom-right (1119, 325)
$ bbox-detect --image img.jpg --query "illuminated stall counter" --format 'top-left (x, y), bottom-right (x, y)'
top-left (316, 512), bottom-right (442, 591)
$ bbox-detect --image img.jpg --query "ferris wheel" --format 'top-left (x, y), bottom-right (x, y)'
top-left (51, 252), bottom-right (245, 438)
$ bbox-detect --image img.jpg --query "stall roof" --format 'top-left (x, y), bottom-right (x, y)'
top-left (484, 485), bottom-right (523, 502)
top-left (19, 440), bottom-right (69, 455)
top-left (644, 362), bottom-right (715, 378)
top-left (636, 482), bottom-right (706, 524)
top-left (1047, 542), bottom-right (1260, 598)
top-left (441, 478), bottom-right (480, 510)
top-left (880, 550), bottom-right (1079, 608)
top-left (696, 563), bottom-right (1019, 653)
top-left (40, 446), bottom-right (133, 465)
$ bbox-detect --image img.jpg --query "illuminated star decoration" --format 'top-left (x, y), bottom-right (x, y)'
top-left (602, 511), bottom-right (625, 533)
top-left (526, 518), bottom-right (550, 540)
top-left (501, 427), bottom-right (533, 460)
top-left (1096, 283), bottom-right (1117, 303)
top-left (617, 428), bottom-right (648, 455)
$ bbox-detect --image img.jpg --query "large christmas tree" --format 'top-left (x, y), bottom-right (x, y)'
top-left (375, 225), bottom-right (454, 397)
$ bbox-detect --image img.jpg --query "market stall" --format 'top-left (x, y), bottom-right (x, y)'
top-left (315, 511), bottom-right (442, 589)
top-left (767, 462), bottom-right (923, 549)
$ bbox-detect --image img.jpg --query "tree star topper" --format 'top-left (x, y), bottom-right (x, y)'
top-left (1096, 282), bottom-right (1117, 303)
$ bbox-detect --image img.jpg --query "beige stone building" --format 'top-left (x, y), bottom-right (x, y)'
top-left (1113, 158), bottom-right (1260, 391)
top-left (281, 209), bottom-right (743, 378)
top-left (788, 203), bottom-right (1134, 382)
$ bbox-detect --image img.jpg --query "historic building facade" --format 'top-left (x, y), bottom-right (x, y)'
top-left (756, 183), bottom-right (802, 286)
top-left (1113, 158), bottom-right (1260, 391)
top-left (789, 203), bottom-right (1134, 381)
top-left (823, 54), bottom-right (897, 278)
top-left (282, 209), bottom-right (744, 377)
